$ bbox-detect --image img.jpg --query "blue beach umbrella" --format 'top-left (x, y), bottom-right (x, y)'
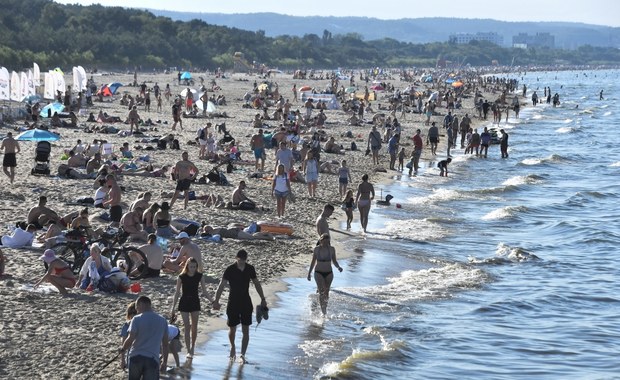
top-left (39, 102), bottom-right (65, 118)
top-left (16, 128), bottom-right (61, 142)
top-left (181, 71), bottom-right (192, 80)
top-left (22, 94), bottom-right (43, 104)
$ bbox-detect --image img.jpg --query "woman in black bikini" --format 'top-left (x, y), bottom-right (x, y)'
top-left (307, 233), bottom-right (343, 315)
top-left (170, 257), bottom-right (213, 359)
top-left (153, 202), bottom-right (178, 238)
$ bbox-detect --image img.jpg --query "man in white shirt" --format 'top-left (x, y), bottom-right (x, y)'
top-left (0, 224), bottom-right (36, 248)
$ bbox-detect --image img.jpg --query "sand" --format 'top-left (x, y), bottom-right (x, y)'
top-left (0, 69), bottom-right (509, 379)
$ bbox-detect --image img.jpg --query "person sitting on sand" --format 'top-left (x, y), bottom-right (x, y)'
top-left (120, 208), bottom-right (148, 242)
top-left (137, 233), bottom-right (164, 278)
top-left (153, 201), bottom-right (178, 239)
top-left (162, 232), bottom-right (203, 273)
top-left (130, 192), bottom-right (152, 213)
top-left (77, 244), bottom-right (112, 290)
top-left (323, 137), bottom-right (342, 154)
top-left (67, 150), bottom-right (88, 168)
top-left (34, 249), bottom-right (76, 295)
top-left (27, 196), bottom-right (60, 229)
top-left (121, 164), bottom-right (170, 178)
top-left (142, 203), bottom-right (160, 233)
top-left (0, 224), bottom-right (36, 248)
top-left (86, 152), bottom-right (101, 175)
top-left (230, 181), bottom-right (256, 210)
top-left (37, 219), bottom-right (64, 248)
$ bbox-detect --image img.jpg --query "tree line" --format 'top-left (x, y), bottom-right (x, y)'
top-left (1, 0), bottom-right (619, 71)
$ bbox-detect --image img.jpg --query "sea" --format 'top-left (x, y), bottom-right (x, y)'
top-left (186, 69), bottom-right (620, 379)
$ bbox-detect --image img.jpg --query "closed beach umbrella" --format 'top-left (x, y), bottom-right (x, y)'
top-left (181, 71), bottom-right (192, 80)
top-left (39, 102), bottom-right (65, 118)
top-left (16, 128), bottom-right (61, 142)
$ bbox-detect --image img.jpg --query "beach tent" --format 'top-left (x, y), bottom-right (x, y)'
top-left (16, 128), bottom-right (61, 141)
top-left (180, 71), bottom-right (192, 80)
top-left (33, 62), bottom-right (41, 86)
top-left (40, 102), bottom-right (65, 118)
top-left (10, 71), bottom-right (21, 101)
top-left (98, 82), bottom-right (122, 97)
top-left (299, 92), bottom-right (340, 110)
top-left (43, 72), bottom-right (56, 99)
top-left (72, 66), bottom-right (87, 92)
top-left (0, 67), bottom-right (9, 100)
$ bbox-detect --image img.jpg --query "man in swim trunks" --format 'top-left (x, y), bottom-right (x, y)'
top-left (1, 132), bottom-right (20, 184)
top-left (212, 249), bottom-right (268, 364)
top-left (103, 174), bottom-right (123, 227)
top-left (250, 129), bottom-right (265, 171)
top-left (315, 203), bottom-right (334, 240)
top-left (169, 151), bottom-right (199, 210)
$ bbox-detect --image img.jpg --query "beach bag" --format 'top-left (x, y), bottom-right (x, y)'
top-left (206, 169), bottom-right (220, 183)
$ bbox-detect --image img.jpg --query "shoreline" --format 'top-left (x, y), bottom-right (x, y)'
top-left (0, 68), bottom-right (525, 378)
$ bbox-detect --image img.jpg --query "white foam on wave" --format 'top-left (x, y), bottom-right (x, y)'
top-left (380, 218), bottom-right (448, 241)
top-left (405, 188), bottom-right (465, 205)
top-left (521, 158), bottom-right (542, 165)
top-left (481, 205), bottom-right (526, 220)
top-left (348, 263), bottom-right (488, 304)
top-left (502, 175), bottom-right (541, 187)
top-left (603, 111), bottom-right (612, 117)
top-left (556, 126), bottom-right (578, 134)
top-left (610, 161), bottom-right (620, 167)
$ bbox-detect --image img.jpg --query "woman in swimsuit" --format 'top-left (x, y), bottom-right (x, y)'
top-left (34, 249), bottom-right (76, 295)
top-left (355, 174), bottom-right (375, 233)
top-left (307, 233), bottom-right (343, 315)
top-left (153, 201), bottom-right (178, 238)
top-left (170, 258), bottom-right (213, 358)
top-left (342, 189), bottom-right (355, 230)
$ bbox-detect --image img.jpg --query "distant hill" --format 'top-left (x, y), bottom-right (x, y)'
top-left (148, 11), bottom-right (620, 49)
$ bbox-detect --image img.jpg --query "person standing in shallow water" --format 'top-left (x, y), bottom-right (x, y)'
top-left (500, 129), bottom-right (509, 158)
top-left (355, 174), bottom-right (375, 233)
top-left (307, 233), bottom-right (343, 316)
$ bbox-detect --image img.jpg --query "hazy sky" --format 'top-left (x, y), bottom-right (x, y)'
top-left (55, 0), bottom-right (620, 27)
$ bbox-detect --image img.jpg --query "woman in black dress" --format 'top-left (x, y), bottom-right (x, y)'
top-left (171, 257), bottom-right (213, 358)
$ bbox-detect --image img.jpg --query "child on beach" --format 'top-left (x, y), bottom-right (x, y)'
top-left (397, 148), bottom-right (406, 171)
top-left (438, 157), bottom-right (452, 177)
top-left (342, 189), bottom-right (355, 229)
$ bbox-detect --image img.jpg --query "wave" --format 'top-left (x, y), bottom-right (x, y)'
top-left (379, 218), bottom-right (448, 241)
top-left (343, 263), bottom-right (490, 305)
top-left (469, 242), bottom-right (541, 264)
top-left (556, 126), bottom-right (581, 134)
top-left (405, 188), bottom-right (466, 205)
top-left (481, 205), bottom-right (528, 220)
top-left (610, 161), bottom-right (620, 167)
top-left (519, 154), bottom-right (569, 166)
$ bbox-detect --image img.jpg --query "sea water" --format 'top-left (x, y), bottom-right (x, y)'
top-left (186, 69), bottom-right (620, 379)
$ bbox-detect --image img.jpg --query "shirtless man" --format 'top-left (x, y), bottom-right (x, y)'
top-left (250, 129), bottom-right (265, 171)
top-left (231, 181), bottom-right (255, 210)
top-left (169, 151), bottom-right (199, 210)
top-left (1, 132), bottom-right (20, 184)
top-left (67, 150), bottom-right (87, 168)
top-left (120, 208), bottom-right (148, 242)
top-left (128, 105), bottom-right (140, 133)
top-left (162, 232), bottom-right (203, 272)
top-left (27, 196), bottom-right (61, 229)
top-left (103, 174), bottom-right (122, 227)
top-left (315, 204), bottom-right (334, 240)
top-left (171, 98), bottom-right (183, 131)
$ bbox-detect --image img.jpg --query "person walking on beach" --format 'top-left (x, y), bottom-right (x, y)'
top-left (212, 249), bottom-right (268, 364)
top-left (355, 174), bottom-right (375, 233)
top-left (169, 151), bottom-right (198, 210)
top-left (316, 203), bottom-right (334, 239)
top-left (410, 129), bottom-right (423, 174)
top-left (271, 164), bottom-right (291, 218)
top-left (427, 122), bottom-right (439, 155)
top-left (599, 89), bottom-right (604, 100)
top-left (337, 160), bottom-right (352, 197)
top-left (250, 129), bottom-right (265, 171)
top-left (500, 129), bottom-right (509, 158)
top-left (303, 151), bottom-right (319, 198)
top-left (480, 127), bottom-right (491, 158)
top-left (1, 132), bottom-right (20, 184)
top-left (367, 126), bottom-right (382, 165)
top-left (307, 233), bottom-right (343, 316)
top-left (172, 98), bottom-right (183, 131)
top-left (460, 114), bottom-right (471, 149)
top-left (128, 105), bottom-right (140, 134)
top-left (120, 295), bottom-right (169, 377)
top-left (170, 257), bottom-right (214, 359)
top-left (342, 190), bottom-right (355, 229)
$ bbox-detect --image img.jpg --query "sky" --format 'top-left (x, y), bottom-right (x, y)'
top-left (54, 0), bottom-right (620, 27)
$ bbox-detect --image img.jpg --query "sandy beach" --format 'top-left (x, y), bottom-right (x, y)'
top-left (0, 68), bottom-right (511, 379)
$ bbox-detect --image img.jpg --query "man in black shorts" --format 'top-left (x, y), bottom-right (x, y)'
top-left (212, 249), bottom-right (268, 364)
top-left (169, 151), bottom-right (198, 210)
top-left (1, 132), bottom-right (20, 184)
